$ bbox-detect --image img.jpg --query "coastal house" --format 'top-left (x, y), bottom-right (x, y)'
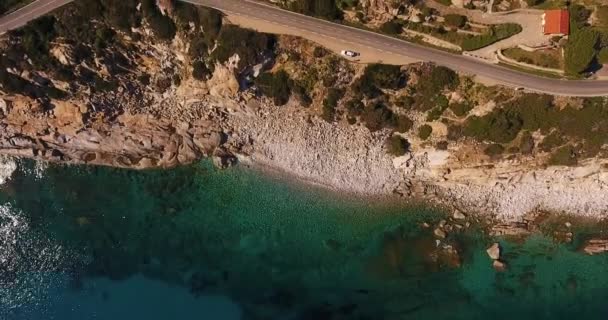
top-left (542, 9), bottom-right (570, 36)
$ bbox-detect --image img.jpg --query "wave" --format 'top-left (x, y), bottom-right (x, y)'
top-left (0, 204), bottom-right (86, 317)
top-left (0, 156), bottom-right (16, 186)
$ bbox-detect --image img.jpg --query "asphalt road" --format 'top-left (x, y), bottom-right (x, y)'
top-left (2, 0), bottom-right (608, 96)
top-left (0, 0), bottom-right (72, 32)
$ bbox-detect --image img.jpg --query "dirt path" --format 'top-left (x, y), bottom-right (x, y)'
top-left (424, 0), bottom-right (552, 59)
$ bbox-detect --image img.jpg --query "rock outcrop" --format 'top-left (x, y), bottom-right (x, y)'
top-left (359, 0), bottom-right (403, 23)
top-left (0, 96), bottom-right (224, 169)
top-left (581, 239), bottom-right (608, 255)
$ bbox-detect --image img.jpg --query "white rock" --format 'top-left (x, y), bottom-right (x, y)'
top-left (486, 243), bottom-right (501, 260)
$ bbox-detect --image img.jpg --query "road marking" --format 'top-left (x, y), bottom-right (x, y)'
top-left (0, 0), bottom-right (66, 29)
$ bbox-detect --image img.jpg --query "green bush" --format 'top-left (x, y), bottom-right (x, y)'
top-left (353, 64), bottom-right (406, 98)
top-left (322, 88), bottom-right (344, 122)
top-left (460, 24), bottom-right (522, 51)
top-left (192, 61), bottom-right (210, 80)
top-left (189, 37), bottom-right (209, 59)
top-left (346, 98), bottom-right (365, 116)
top-left (212, 25), bottom-right (276, 70)
top-left (564, 28), bottom-right (598, 75)
top-left (362, 102), bottom-right (395, 132)
top-left (524, 0), bottom-right (543, 6)
top-left (463, 109), bottom-right (523, 143)
top-left (175, 3), bottom-right (223, 41)
top-left (380, 20), bottom-right (403, 35)
top-left (418, 124), bottom-right (433, 140)
top-left (548, 145), bottom-right (577, 166)
top-left (140, 0), bottom-right (176, 40)
top-left (395, 115), bottom-right (414, 133)
top-left (288, 0), bottom-right (343, 20)
top-left (484, 144), bottom-right (504, 157)
top-left (598, 47), bottom-right (608, 64)
top-left (395, 95), bottom-right (415, 109)
top-left (257, 70), bottom-right (292, 106)
top-left (449, 102), bottom-right (472, 117)
top-left (539, 130), bottom-right (565, 152)
top-left (519, 131), bottom-right (535, 154)
top-left (387, 135), bottom-right (410, 156)
top-left (444, 14), bottom-right (467, 28)
top-left (292, 83), bottom-right (312, 107)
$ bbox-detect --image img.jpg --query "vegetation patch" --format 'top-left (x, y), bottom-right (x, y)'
top-left (503, 47), bottom-right (563, 70)
top-left (256, 70), bottom-right (292, 106)
top-left (418, 125), bottom-right (433, 140)
top-left (387, 135), bottom-right (410, 156)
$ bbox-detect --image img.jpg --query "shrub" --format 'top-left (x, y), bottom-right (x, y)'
top-left (102, 0), bottom-right (140, 31)
top-left (387, 135), bottom-right (410, 156)
top-left (380, 20), bottom-right (403, 35)
top-left (463, 109), bottom-right (523, 143)
top-left (292, 83), bottom-right (312, 107)
top-left (140, 0), bottom-right (176, 40)
top-left (444, 14), bottom-right (467, 28)
top-left (548, 145), bottom-right (577, 166)
top-left (449, 102), bottom-right (472, 117)
top-left (524, 0), bottom-right (543, 6)
top-left (539, 130), bottom-right (565, 152)
top-left (288, 0), bottom-right (343, 20)
top-left (519, 131), bottom-right (535, 154)
top-left (395, 95), bottom-right (415, 109)
top-left (257, 70), bottom-right (292, 106)
top-left (484, 143), bottom-right (504, 157)
top-left (212, 25), bottom-right (276, 70)
top-left (346, 98), bottom-right (365, 116)
top-left (189, 37), bottom-right (209, 59)
top-left (564, 28), bottom-right (598, 75)
top-left (436, 140), bottom-right (449, 150)
top-left (598, 47), bottom-right (608, 64)
top-left (192, 61), bottom-right (210, 80)
top-left (138, 73), bottom-right (151, 86)
top-left (322, 87), bottom-right (344, 122)
top-left (313, 46), bottom-right (328, 58)
top-left (175, 3), bottom-right (223, 41)
top-left (418, 124), bottom-right (433, 140)
top-left (460, 24), bottom-right (522, 51)
top-left (362, 102), bottom-right (395, 132)
top-left (354, 64), bottom-right (406, 98)
top-left (395, 115), bottom-right (414, 133)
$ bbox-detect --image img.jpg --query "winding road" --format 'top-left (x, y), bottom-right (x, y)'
top-left (1, 0), bottom-right (608, 96)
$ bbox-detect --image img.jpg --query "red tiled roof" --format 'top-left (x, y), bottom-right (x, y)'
top-left (544, 9), bottom-right (570, 35)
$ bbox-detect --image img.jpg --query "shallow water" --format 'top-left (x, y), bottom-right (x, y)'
top-left (1, 160), bottom-right (608, 319)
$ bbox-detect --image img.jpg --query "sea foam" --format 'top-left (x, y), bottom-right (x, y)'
top-left (0, 156), bottom-right (16, 185)
top-left (0, 203), bottom-right (85, 316)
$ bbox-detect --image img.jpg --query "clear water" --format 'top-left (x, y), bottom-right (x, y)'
top-left (1, 160), bottom-right (608, 319)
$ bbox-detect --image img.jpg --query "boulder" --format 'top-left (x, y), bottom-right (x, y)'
top-left (213, 152), bottom-right (237, 169)
top-left (434, 227), bottom-right (447, 239)
top-left (492, 260), bottom-right (507, 272)
top-left (453, 210), bottom-right (466, 220)
top-left (582, 239), bottom-right (608, 255)
top-left (486, 243), bottom-right (500, 260)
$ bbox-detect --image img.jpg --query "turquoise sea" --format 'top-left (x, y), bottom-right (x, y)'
top-left (1, 160), bottom-right (608, 319)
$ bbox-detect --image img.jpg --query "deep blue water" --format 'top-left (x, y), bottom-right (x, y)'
top-left (1, 160), bottom-right (608, 319)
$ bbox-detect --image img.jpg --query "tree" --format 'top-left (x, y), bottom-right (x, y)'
top-left (418, 124), bottom-right (433, 140)
top-left (387, 135), bottom-right (410, 156)
top-left (564, 29), bottom-right (598, 75)
top-left (598, 47), bottom-right (608, 64)
top-left (192, 61), bottom-right (210, 80)
top-left (257, 70), bottom-right (292, 106)
top-left (288, 0), bottom-right (343, 20)
top-left (444, 14), bottom-right (467, 28)
top-left (380, 20), bottom-right (403, 35)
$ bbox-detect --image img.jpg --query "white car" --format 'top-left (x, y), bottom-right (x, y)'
top-left (340, 50), bottom-right (359, 58)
